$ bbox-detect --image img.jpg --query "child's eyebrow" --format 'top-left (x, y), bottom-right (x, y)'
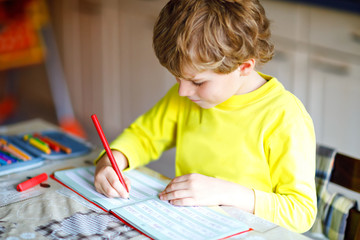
top-left (183, 77), bottom-right (204, 82)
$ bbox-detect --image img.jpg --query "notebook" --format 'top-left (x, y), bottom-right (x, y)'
top-left (53, 166), bottom-right (252, 240)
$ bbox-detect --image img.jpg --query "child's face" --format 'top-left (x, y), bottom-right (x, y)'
top-left (176, 67), bottom-right (245, 109)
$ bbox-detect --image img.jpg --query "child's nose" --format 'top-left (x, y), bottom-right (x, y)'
top-left (178, 80), bottom-right (195, 97)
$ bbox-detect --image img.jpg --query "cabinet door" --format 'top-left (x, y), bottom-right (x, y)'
top-left (259, 49), bottom-right (295, 92)
top-left (259, 48), bottom-right (309, 106)
top-left (309, 7), bottom-right (360, 57)
top-left (308, 56), bottom-right (360, 158)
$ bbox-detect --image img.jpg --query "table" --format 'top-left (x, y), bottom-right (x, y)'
top-left (0, 119), bottom-right (310, 240)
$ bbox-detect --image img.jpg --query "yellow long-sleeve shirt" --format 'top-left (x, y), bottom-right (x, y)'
top-left (106, 73), bottom-right (317, 233)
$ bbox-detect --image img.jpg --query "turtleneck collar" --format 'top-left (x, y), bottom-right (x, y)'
top-left (215, 72), bottom-right (283, 110)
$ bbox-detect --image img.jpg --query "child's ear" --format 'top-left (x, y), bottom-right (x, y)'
top-left (239, 59), bottom-right (256, 76)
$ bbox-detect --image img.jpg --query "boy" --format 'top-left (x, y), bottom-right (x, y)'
top-left (94, 0), bottom-right (317, 233)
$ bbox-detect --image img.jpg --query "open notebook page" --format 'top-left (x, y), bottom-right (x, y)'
top-left (54, 166), bottom-right (251, 240)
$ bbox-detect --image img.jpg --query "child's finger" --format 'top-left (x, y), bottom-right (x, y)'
top-left (169, 174), bottom-right (191, 183)
top-left (94, 174), bottom-right (120, 198)
top-left (124, 176), bottom-right (131, 192)
top-left (169, 197), bottom-right (197, 206)
top-left (159, 189), bottom-right (191, 201)
top-left (101, 182), bottom-right (121, 198)
top-left (107, 174), bottom-right (129, 198)
top-left (162, 181), bottom-right (189, 194)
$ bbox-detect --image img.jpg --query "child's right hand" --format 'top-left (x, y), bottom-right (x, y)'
top-left (94, 150), bottom-right (131, 199)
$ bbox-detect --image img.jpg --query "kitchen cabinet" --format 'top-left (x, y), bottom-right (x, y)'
top-left (262, 0), bottom-right (360, 214)
top-left (260, 0), bottom-right (360, 158)
top-left (308, 54), bottom-right (360, 157)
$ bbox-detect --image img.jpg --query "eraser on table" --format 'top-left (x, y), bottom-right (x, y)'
top-left (16, 173), bottom-right (48, 192)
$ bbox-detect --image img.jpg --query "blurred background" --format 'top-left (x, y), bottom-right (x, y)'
top-left (0, 0), bottom-right (360, 179)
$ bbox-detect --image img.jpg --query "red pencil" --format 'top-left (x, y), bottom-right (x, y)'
top-left (91, 114), bottom-right (129, 193)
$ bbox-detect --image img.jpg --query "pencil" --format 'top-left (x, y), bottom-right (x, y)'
top-left (8, 144), bottom-right (32, 160)
top-left (0, 158), bottom-right (9, 165)
top-left (28, 138), bottom-right (51, 154)
top-left (0, 149), bottom-right (23, 162)
top-left (0, 151), bottom-right (20, 163)
top-left (33, 133), bottom-right (61, 152)
top-left (33, 134), bottom-right (71, 154)
top-left (0, 140), bottom-right (30, 161)
top-left (91, 114), bottom-right (129, 193)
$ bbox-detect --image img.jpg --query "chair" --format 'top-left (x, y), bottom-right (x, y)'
top-left (331, 152), bottom-right (360, 239)
top-left (308, 144), bottom-right (359, 240)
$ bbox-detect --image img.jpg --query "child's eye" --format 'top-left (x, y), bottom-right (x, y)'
top-left (193, 81), bottom-right (204, 86)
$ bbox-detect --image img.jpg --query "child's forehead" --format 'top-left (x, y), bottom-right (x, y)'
top-left (179, 67), bottom-right (216, 80)
top-left (180, 66), bottom-right (204, 79)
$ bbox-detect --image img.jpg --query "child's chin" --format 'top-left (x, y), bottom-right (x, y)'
top-left (197, 102), bottom-right (215, 109)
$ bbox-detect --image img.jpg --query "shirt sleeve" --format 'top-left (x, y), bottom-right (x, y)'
top-left (96, 84), bottom-right (180, 169)
top-left (254, 99), bottom-right (317, 233)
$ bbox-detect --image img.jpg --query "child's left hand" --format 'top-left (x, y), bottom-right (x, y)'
top-left (158, 173), bottom-right (255, 213)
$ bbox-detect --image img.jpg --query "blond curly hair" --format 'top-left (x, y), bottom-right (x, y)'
top-left (153, 0), bottom-right (274, 78)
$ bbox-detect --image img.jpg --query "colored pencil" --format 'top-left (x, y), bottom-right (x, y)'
top-left (33, 133), bottom-right (61, 152)
top-left (0, 137), bottom-right (31, 160)
top-left (24, 134), bottom-right (48, 146)
top-left (0, 151), bottom-right (20, 163)
top-left (91, 114), bottom-right (129, 193)
top-left (33, 135), bottom-right (71, 154)
top-left (7, 143), bottom-right (32, 160)
top-left (0, 144), bottom-right (28, 160)
top-left (0, 154), bottom-right (11, 164)
top-left (23, 135), bottom-right (51, 154)
top-left (0, 158), bottom-right (9, 165)
top-left (0, 149), bottom-right (23, 162)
